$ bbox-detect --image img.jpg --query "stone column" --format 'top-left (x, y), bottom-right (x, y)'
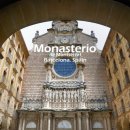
top-left (77, 112), bottom-right (81, 130)
top-left (86, 113), bottom-right (89, 130)
top-left (40, 113), bottom-right (43, 130)
top-left (74, 114), bottom-right (76, 130)
top-left (36, 112), bottom-right (41, 130)
top-left (18, 113), bottom-right (23, 130)
top-left (89, 114), bottom-right (92, 130)
top-left (22, 116), bottom-right (25, 130)
top-left (53, 115), bottom-right (55, 130)
top-left (103, 117), bottom-right (107, 130)
top-left (48, 113), bottom-right (52, 130)
top-left (106, 114), bottom-right (111, 130)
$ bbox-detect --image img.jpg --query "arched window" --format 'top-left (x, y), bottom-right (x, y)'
top-left (108, 69), bottom-right (112, 79)
top-left (7, 98), bottom-right (10, 106)
top-left (8, 48), bottom-right (12, 59)
top-left (93, 121), bottom-right (103, 128)
top-left (18, 44), bottom-right (20, 51)
top-left (119, 49), bottom-right (125, 60)
top-left (124, 70), bottom-right (130, 84)
top-left (20, 68), bottom-right (22, 73)
top-left (114, 104), bottom-right (118, 117)
top-left (9, 48), bottom-right (11, 55)
top-left (116, 33), bottom-right (121, 44)
top-left (16, 87), bottom-right (19, 98)
top-left (0, 89), bottom-right (3, 101)
top-left (17, 87), bottom-right (19, 93)
top-left (121, 99), bottom-right (125, 113)
top-left (110, 46), bottom-right (114, 56)
top-left (113, 60), bottom-right (117, 71)
top-left (15, 59), bottom-right (17, 64)
top-left (111, 87), bottom-right (115, 98)
top-left (22, 54), bottom-right (24, 60)
top-left (2, 70), bottom-right (7, 82)
top-left (26, 122), bottom-right (36, 128)
top-left (10, 79), bottom-right (14, 92)
top-left (14, 103), bottom-right (16, 109)
top-left (11, 79), bottom-right (14, 87)
top-left (57, 120), bottom-right (72, 129)
top-left (117, 80), bottom-right (122, 94)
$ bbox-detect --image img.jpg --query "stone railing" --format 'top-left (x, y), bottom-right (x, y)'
top-left (42, 98), bottom-right (108, 110)
top-left (21, 93), bottom-right (108, 111)
top-left (21, 81), bottom-right (109, 111)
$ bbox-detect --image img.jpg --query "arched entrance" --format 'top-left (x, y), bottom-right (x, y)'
top-left (0, 0), bottom-right (130, 45)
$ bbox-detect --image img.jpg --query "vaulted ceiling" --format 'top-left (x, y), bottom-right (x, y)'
top-left (0, 0), bottom-right (130, 46)
top-left (1, 0), bottom-right (130, 9)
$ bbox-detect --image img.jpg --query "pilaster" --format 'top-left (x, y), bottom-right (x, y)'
top-left (77, 112), bottom-right (81, 130)
top-left (52, 114), bottom-right (55, 130)
top-left (86, 112), bottom-right (89, 130)
top-left (48, 113), bottom-right (52, 130)
top-left (74, 113), bottom-right (76, 130)
top-left (40, 112), bottom-right (43, 130)
top-left (106, 114), bottom-right (111, 130)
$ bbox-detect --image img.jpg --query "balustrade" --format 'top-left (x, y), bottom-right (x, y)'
top-left (21, 87), bottom-right (108, 111)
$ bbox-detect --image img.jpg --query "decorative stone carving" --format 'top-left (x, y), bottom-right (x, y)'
top-left (21, 87), bottom-right (109, 111)
top-left (43, 81), bottom-right (86, 88)
top-left (52, 21), bottom-right (78, 33)
top-left (51, 21), bottom-right (78, 44)
top-left (60, 36), bottom-right (70, 44)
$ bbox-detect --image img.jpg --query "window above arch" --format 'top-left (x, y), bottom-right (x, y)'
top-left (93, 121), bottom-right (103, 128)
top-left (26, 121), bottom-right (36, 128)
top-left (57, 120), bottom-right (72, 129)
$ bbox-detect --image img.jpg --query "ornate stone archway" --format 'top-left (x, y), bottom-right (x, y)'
top-left (0, 0), bottom-right (130, 46)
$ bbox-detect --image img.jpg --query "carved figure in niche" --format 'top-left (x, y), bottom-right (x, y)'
top-left (54, 36), bottom-right (59, 44)
top-left (60, 36), bottom-right (70, 44)
top-left (72, 35), bottom-right (77, 43)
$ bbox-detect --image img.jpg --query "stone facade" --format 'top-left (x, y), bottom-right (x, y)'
top-left (0, 31), bottom-right (29, 130)
top-left (102, 30), bottom-right (130, 130)
top-left (18, 21), bottom-right (112, 130)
